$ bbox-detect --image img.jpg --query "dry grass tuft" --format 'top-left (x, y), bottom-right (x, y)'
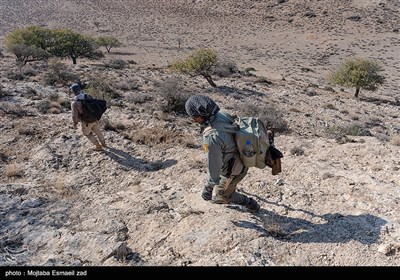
top-left (4, 163), bottom-right (24, 178)
top-left (261, 216), bottom-right (286, 238)
top-left (390, 135), bottom-right (400, 146)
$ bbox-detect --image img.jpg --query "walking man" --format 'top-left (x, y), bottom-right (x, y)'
top-left (70, 83), bottom-right (106, 151)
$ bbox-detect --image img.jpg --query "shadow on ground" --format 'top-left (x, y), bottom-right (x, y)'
top-left (104, 147), bottom-right (177, 171)
top-left (231, 192), bottom-right (386, 245)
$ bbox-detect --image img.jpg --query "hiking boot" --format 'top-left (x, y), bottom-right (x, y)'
top-left (92, 145), bottom-right (103, 151)
top-left (201, 186), bottom-right (212, 201)
top-left (245, 198), bottom-right (260, 213)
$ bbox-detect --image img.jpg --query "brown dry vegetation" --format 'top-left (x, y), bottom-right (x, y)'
top-left (0, 0), bottom-right (399, 267)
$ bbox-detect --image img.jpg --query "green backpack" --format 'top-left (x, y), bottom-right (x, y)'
top-left (235, 117), bottom-right (283, 172)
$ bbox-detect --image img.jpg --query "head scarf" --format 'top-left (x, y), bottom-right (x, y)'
top-left (185, 95), bottom-right (220, 118)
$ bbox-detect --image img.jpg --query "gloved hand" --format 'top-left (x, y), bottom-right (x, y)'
top-left (201, 186), bottom-right (213, 201)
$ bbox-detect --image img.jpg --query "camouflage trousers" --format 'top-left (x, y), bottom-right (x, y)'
top-left (210, 166), bottom-right (250, 206)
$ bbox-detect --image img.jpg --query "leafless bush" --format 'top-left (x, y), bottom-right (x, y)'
top-left (375, 133), bottom-right (390, 143)
top-left (213, 59), bottom-right (237, 77)
top-left (7, 70), bottom-right (24, 80)
top-left (115, 79), bottom-right (140, 91)
top-left (86, 76), bottom-right (120, 100)
top-left (104, 59), bottom-right (127, 69)
top-left (37, 100), bottom-right (61, 114)
top-left (158, 77), bottom-right (188, 114)
top-left (126, 92), bottom-right (153, 104)
top-left (37, 100), bottom-right (51, 114)
top-left (21, 66), bottom-right (38, 77)
top-left (45, 92), bottom-right (70, 110)
top-left (364, 116), bottom-right (382, 128)
top-left (42, 59), bottom-right (78, 86)
top-left (48, 92), bottom-right (59, 101)
top-left (0, 103), bottom-right (26, 117)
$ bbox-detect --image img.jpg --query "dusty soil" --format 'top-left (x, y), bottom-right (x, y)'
top-left (0, 0), bottom-right (399, 266)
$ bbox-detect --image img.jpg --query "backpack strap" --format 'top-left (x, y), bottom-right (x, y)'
top-left (202, 126), bottom-right (216, 137)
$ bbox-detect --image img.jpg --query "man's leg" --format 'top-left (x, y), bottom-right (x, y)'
top-left (81, 122), bottom-right (102, 150)
top-left (212, 167), bottom-right (248, 205)
top-left (92, 122), bottom-right (106, 147)
top-left (212, 167), bottom-right (260, 213)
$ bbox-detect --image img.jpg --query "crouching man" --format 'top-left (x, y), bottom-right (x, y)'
top-left (185, 94), bottom-right (260, 213)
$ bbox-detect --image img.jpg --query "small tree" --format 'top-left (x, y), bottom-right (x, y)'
top-left (171, 48), bottom-right (218, 87)
top-left (49, 29), bottom-right (103, 64)
top-left (4, 26), bottom-right (103, 65)
top-left (329, 58), bottom-right (385, 98)
top-left (96, 36), bottom-right (122, 52)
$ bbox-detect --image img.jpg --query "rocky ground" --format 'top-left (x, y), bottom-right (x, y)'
top-left (0, 0), bottom-right (399, 266)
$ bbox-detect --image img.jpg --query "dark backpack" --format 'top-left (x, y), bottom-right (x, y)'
top-left (79, 94), bottom-right (107, 123)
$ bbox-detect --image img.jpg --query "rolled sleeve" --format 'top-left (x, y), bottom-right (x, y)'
top-left (71, 101), bottom-right (80, 124)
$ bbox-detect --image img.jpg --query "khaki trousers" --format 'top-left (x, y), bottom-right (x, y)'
top-left (81, 121), bottom-right (105, 146)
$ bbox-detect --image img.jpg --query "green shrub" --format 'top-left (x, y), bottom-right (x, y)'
top-left (171, 48), bottom-right (218, 87)
top-left (325, 123), bottom-right (372, 140)
top-left (328, 57), bottom-right (385, 97)
top-left (96, 36), bottom-right (122, 52)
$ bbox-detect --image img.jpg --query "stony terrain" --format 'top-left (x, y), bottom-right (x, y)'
top-left (0, 0), bottom-right (399, 266)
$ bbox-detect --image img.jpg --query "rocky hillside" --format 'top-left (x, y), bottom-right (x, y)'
top-left (0, 0), bottom-right (399, 266)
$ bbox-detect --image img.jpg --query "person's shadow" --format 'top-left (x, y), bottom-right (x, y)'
top-left (104, 147), bottom-right (177, 172)
top-left (229, 192), bottom-right (387, 245)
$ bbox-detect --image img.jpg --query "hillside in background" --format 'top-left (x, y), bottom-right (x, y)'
top-left (0, 0), bottom-right (399, 266)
